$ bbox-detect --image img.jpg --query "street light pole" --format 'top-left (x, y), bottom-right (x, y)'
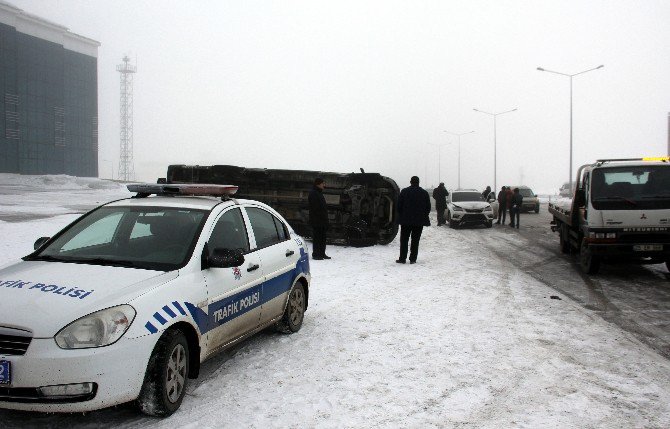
top-left (429, 142), bottom-right (449, 185)
top-left (537, 64), bottom-right (604, 192)
top-left (443, 130), bottom-right (475, 189)
top-left (473, 108), bottom-right (517, 192)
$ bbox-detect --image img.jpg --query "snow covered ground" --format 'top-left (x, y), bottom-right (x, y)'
top-left (1, 175), bottom-right (670, 428)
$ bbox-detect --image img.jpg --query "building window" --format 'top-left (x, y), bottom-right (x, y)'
top-left (54, 106), bottom-right (65, 146)
top-left (5, 93), bottom-right (20, 140)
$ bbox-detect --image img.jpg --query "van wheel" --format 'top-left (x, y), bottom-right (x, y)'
top-left (137, 329), bottom-right (189, 416)
top-left (276, 283), bottom-right (306, 333)
top-left (580, 240), bottom-right (600, 274)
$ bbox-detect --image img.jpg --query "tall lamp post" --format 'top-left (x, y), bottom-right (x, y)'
top-left (443, 130), bottom-right (474, 189)
top-left (429, 142), bottom-right (450, 185)
top-left (537, 64), bottom-right (604, 191)
top-left (473, 108), bottom-right (517, 192)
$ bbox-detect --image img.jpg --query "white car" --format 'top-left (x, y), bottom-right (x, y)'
top-left (446, 190), bottom-right (495, 228)
top-left (0, 184), bottom-right (310, 416)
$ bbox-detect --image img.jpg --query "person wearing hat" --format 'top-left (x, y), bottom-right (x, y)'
top-left (308, 177), bottom-right (330, 260)
top-left (396, 176), bottom-right (431, 264)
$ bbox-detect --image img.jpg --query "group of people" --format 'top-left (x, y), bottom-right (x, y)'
top-left (307, 176), bottom-right (523, 265)
top-left (495, 185), bottom-right (523, 228)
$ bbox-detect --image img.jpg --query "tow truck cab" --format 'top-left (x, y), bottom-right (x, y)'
top-left (550, 157), bottom-right (670, 274)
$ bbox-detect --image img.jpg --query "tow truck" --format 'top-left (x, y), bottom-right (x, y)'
top-left (548, 157), bottom-right (670, 274)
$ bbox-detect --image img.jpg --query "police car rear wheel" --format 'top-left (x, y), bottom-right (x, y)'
top-left (276, 283), bottom-right (305, 333)
top-left (137, 329), bottom-right (189, 416)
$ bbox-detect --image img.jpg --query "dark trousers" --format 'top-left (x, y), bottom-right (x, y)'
top-left (510, 207), bottom-right (520, 227)
top-left (497, 203), bottom-right (506, 224)
top-left (312, 225), bottom-right (328, 257)
top-left (399, 225), bottom-right (423, 262)
top-left (436, 207), bottom-right (446, 225)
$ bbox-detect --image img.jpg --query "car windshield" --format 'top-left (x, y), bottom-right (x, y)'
top-left (27, 206), bottom-right (208, 271)
top-left (452, 192), bottom-right (484, 202)
top-left (518, 188), bottom-right (534, 197)
top-left (591, 165), bottom-right (670, 210)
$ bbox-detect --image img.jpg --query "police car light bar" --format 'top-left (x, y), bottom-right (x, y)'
top-left (127, 183), bottom-right (238, 197)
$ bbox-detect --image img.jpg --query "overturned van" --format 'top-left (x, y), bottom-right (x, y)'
top-left (166, 165), bottom-right (400, 246)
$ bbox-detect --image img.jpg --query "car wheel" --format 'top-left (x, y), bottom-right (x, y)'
top-left (485, 221), bottom-right (492, 228)
top-left (580, 239), bottom-right (600, 274)
top-left (666, 260), bottom-right (670, 273)
top-left (276, 282), bottom-right (306, 333)
top-left (137, 329), bottom-right (189, 417)
top-left (535, 204), bottom-right (540, 213)
top-left (559, 225), bottom-right (571, 254)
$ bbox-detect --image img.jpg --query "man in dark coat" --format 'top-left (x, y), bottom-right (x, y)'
top-left (496, 186), bottom-right (507, 225)
top-left (481, 186), bottom-right (492, 201)
top-left (510, 187), bottom-right (523, 228)
top-left (308, 177), bottom-right (330, 260)
top-left (396, 176), bottom-right (431, 264)
top-left (505, 186), bottom-right (514, 225)
top-left (432, 182), bottom-right (449, 226)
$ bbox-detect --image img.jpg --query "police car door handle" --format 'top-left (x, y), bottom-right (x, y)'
top-left (247, 263), bottom-right (260, 272)
top-left (285, 250), bottom-right (294, 257)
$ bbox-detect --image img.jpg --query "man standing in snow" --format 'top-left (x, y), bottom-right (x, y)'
top-left (510, 187), bottom-right (523, 228)
top-left (308, 177), bottom-right (330, 260)
top-left (496, 186), bottom-right (507, 225)
top-left (432, 182), bottom-right (448, 226)
top-left (481, 185), bottom-right (492, 201)
top-left (396, 176), bottom-right (431, 264)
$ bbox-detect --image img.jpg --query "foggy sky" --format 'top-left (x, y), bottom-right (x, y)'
top-left (12, 0), bottom-right (670, 193)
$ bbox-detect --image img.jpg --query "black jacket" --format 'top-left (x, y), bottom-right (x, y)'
top-left (511, 193), bottom-right (523, 208)
top-left (398, 185), bottom-right (431, 226)
top-left (308, 186), bottom-right (329, 226)
top-left (432, 185), bottom-right (449, 209)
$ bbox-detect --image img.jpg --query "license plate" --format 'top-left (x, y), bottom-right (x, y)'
top-left (0, 360), bottom-right (10, 384)
top-left (633, 244), bottom-right (663, 251)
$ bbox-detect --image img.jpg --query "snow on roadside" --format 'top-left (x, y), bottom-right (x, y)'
top-left (0, 176), bottom-right (669, 428)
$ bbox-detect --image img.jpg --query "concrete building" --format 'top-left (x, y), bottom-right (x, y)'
top-left (0, 1), bottom-right (100, 176)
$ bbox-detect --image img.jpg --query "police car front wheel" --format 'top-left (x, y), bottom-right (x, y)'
top-left (137, 329), bottom-right (190, 416)
top-left (276, 283), bottom-right (306, 333)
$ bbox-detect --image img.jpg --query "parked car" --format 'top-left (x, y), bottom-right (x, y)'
top-left (446, 190), bottom-right (495, 228)
top-left (0, 183), bottom-right (310, 416)
top-left (509, 186), bottom-right (540, 213)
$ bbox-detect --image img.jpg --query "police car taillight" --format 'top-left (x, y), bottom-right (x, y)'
top-left (127, 183), bottom-right (238, 198)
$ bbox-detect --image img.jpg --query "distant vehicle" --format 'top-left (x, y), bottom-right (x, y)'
top-left (509, 186), bottom-right (540, 213)
top-left (0, 183), bottom-right (310, 415)
top-left (166, 165), bottom-right (399, 247)
top-left (559, 182), bottom-right (573, 198)
top-left (548, 157), bottom-right (670, 274)
top-left (446, 189), bottom-right (495, 228)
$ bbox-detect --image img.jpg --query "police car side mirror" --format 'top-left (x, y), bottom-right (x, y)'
top-left (208, 248), bottom-right (245, 269)
top-left (34, 237), bottom-right (50, 250)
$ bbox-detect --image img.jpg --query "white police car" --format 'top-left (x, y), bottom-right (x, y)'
top-left (0, 183), bottom-right (310, 416)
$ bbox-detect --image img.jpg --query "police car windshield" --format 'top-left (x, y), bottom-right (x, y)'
top-left (452, 192), bottom-right (484, 202)
top-left (29, 206), bottom-right (208, 271)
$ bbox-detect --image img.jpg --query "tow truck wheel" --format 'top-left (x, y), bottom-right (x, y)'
top-left (276, 282), bottom-right (306, 333)
top-left (580, 239), bottom-right (601, 274)
top-left (137, 329), bottom-right (189, 416)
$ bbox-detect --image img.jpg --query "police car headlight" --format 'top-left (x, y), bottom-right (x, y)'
top-left (55, 305), bottom-right (136, 349)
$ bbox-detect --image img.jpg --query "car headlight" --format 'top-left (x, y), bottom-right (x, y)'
top-left (55, 305), bottom-right (136, 349)
top-left (452, 205), bottom-right (464, 212)
top-left (484, 205), bottom-right (493, 211)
